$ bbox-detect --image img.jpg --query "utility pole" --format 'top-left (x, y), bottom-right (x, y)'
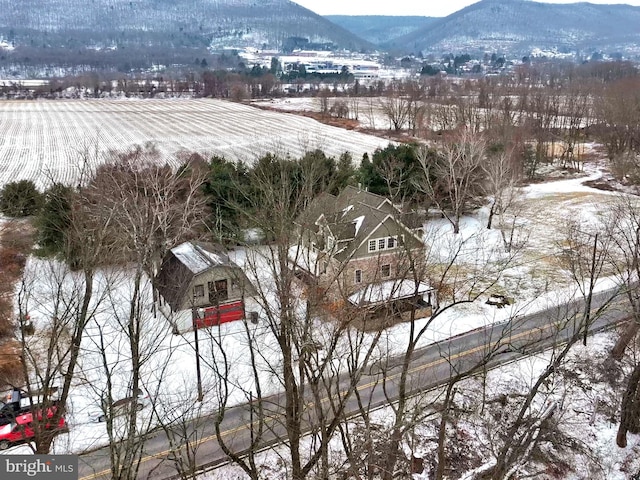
top-left (583, 232), bottom-right (599, 346)
top-left (192, 308), bottom-right (204, 402)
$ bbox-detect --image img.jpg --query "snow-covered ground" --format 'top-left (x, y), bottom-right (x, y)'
top-left (201, 331), bottom-right (640, 480)
top-left (252, 96), bottom-right (393, 130)
top-left (2, 162), bottom-right (639, 478)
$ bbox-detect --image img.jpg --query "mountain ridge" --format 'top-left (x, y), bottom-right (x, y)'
top-left (0, 0), bottom-right (372, 53)
top-left (384, 0), bottom-right (640, 55)
top-left (324, 15), bottom-right (437, 46)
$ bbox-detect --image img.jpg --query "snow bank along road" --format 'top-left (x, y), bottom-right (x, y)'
top-left (77, 286), bottom-right (628, 480)
top-left (0, 99), bottom-right (391, 190)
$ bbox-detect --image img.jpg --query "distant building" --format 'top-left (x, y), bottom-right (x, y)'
top-left (155, 241), bottom-right (257, 333)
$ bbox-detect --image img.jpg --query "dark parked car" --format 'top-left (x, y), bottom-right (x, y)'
top-left (0, 389), bottom-right (30, 426)
top-left (0, 402), bottom-right (27, 426)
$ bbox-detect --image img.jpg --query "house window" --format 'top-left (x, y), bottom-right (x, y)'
top-left (381, 264), bottom-right (391, 278)
top-left (354, 269), bottom-right (362, 284)
top-left (193, 284), bottom-right (204, 298)
top-left (369, 236), bottom-right (400, 254)
top-left (208, 279), bottom-right (228, 304)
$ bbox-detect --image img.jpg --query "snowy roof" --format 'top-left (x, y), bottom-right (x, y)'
top-left (171, 242), bottom-right (229, 274)
top-left (348, 280), bottom-right (434, 307)
top-left (295, 186), bottom-right (423, 263)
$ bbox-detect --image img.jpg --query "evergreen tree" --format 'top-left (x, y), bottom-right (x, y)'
top-left (202, 156), bottom-right (250, 242)
top-left (0, 180), bottom-right (43, 217)
top-left (36, 183), bottom-right (73, 256)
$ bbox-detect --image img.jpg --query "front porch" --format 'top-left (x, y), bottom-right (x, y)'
top-left (347, 280), bottom-right (436, 331)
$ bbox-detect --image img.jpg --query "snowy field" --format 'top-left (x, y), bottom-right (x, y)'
top-left (252, 96), bottom-right (594, 133)
top-left (0, 99), bottom-right (392, 189)
top-left (253, 96), bottom-right (392, 130)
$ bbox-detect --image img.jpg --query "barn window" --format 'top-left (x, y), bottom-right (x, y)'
top-left (193, 284), bottom-right (204, 298)
top-left (208, 279), bottom-right (228, 303)
top-left (354, 269), bottom-right (362, 284)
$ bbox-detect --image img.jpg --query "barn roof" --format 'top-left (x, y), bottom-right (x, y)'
top-left (171, 241), bottom-right (231, 273)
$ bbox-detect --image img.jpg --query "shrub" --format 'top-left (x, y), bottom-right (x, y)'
top-left (0, 180), bottom-right (43, 217)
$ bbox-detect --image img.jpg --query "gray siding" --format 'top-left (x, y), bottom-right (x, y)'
top-left (182, 266), bottom-right (256, 310)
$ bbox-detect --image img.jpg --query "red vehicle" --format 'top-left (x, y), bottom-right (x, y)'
top-left (0, 406), bottom-right (66, 450)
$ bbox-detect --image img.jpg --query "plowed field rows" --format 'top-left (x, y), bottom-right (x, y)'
top-left (0, 99), bottom-right (391, 188)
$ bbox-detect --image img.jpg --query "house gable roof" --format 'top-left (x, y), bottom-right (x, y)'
top-left (296, 186), bottom-right (423, 263)
top-left (171, 242), bottom-right (233, 274)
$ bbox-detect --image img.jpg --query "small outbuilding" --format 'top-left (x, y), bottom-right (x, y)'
top-left (155, 241), bottom-right (256, 332)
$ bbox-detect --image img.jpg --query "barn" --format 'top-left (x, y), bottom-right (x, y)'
top-left (155, 241), bottom-right (257, 333)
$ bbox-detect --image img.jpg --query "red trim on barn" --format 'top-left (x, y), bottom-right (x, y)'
top-left (194, 301), bottom-right (245, 328)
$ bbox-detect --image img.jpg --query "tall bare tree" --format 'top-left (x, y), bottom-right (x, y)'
top-left (205, 155), bottom-right (384, 480)
top-left (416, 130), bottom-right (486, 234)
top-left (482, 147), bottom-right (520, 230)
top-left (73, 150), bottom-right (207, 479)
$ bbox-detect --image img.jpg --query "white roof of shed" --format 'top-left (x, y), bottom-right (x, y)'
top-left (171, 242), bottom-right (228, 274)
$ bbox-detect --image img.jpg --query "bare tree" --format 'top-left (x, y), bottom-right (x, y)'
top-left (479, 304), bottom-right (613, 480)
top-left (416, 130), bottom-right (486, 234)
top-left (593, 78), bottom-right (640, 164)
top-left (558, 85), bottom-right (591, 171)
top-left (205, 155), bottom-right (384, 480)
top-left (380, 86), bottom-right (410, 132)
top-left (352, 221), bottom-right (524, 480)
top-left (13, 167), bottom-right (121, 454)
top-left (605, 196), bottom-right (640, 363)
top-left (71, 150), bottom-right (207, 479)
top-left (379, 80), bottom-right (424, 133)
top-left (481, 148), bottom-right (520, 230)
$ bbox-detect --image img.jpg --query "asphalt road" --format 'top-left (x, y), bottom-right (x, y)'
top-left (78, 287), bottom-right (628, 480)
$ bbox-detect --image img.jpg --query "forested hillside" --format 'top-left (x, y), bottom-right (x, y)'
top-left (386, 0), bottom-right (640, 55)
top-left (0, 0), bottom-right (371, 71)
top-left (325, 15), bottom-right (436, 46)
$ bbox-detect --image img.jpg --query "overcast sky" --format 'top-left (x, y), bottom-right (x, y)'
top-left (292, 0), bottom-right (640, 17)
